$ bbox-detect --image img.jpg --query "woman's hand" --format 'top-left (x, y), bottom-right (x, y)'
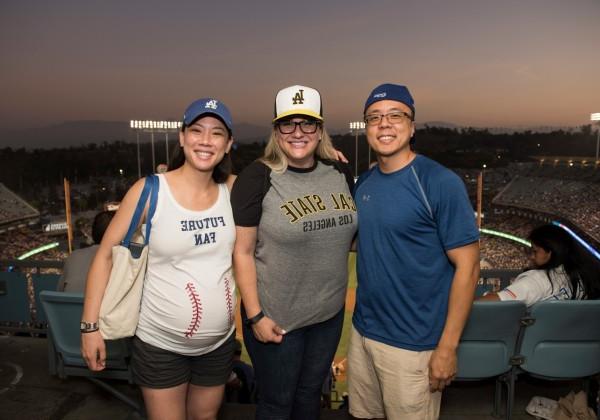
top-left (251, 316), bottom-right (286, 344)
top-left (81, 330), bottom-right (107, 371)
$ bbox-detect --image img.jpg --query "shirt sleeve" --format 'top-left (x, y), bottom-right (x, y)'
top-left (338, 162), bottom-right (355, 194)
top-left (497, 270), bottom-right (549, 306)
top-left (231, 161), bottom-right (271, 227)
top-left (433, 170), bottom-right (480, 251)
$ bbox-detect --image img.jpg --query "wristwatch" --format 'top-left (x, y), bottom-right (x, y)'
top-left (244, 311), bottom-right (264, 327)
top-left (80, 321), bottom-right (99, 333)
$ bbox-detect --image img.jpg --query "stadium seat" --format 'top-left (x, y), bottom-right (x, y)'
top-left (517, 299), bottom-right (600, 379)
top-left (39, 291), bottom-right (142, 414)
top-left (456, 300), bottom-right (528, 420)
top-left (32, 273), bottom-right (60, 324)
top-left (0, 271), bottom-right (31, 325)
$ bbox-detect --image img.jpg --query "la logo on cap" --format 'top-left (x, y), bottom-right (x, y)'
top-left (205, 99), bottom-right (218, 109)
top-left (274, 85), bottom-right (322, 122)
top-left (292, 89), bottom-right (305, 105)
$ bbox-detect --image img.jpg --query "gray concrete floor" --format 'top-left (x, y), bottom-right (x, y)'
top-left (0, 335), bottom-right (595, 420)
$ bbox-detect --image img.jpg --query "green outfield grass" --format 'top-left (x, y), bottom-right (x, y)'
top-left (331, 252), bottom-right (357, 403)
top-left (335, 252), bottom-right (357, 361)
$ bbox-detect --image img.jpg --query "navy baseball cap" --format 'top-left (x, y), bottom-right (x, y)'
top-left (363, 84), bottom-right (415, 118)
top-left (182, 98), bottom-right (233, 133)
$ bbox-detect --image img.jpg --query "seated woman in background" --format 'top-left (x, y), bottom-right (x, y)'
top-left (477, 224), bottom-right (600, 306)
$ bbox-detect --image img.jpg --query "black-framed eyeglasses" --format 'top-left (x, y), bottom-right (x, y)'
top-left (364, 111), bottom-right (413, 126)
top-left (276, 120), bottom-right (320, 134)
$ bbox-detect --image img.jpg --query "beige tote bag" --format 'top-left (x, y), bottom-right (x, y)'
top-left (99, 175), bottom-right (158, 339)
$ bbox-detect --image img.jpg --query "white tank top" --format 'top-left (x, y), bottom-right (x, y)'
top-left (136, 174), bottom-right (236, 355)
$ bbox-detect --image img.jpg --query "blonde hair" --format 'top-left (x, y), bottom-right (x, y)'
top-left (260, 125), bottom-right (338, 173)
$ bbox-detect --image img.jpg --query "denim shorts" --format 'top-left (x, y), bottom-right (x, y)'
top-left (131, 332), bottom-right (235, 389)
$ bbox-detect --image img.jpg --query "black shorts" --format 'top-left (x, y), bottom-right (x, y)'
top-left (131, 332), bottom-right (236, 389)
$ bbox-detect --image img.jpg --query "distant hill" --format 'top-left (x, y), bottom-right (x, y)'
top-left (232, 123), bottom-right (270, 144)
top-left (1, 120), bottom-right (270, 149)
top-left (1, 120), bottom-right (584, 149)
top-left (3, 121), bottom-right (129, 149)
top-left (417, 121), bottom-right (460, 129)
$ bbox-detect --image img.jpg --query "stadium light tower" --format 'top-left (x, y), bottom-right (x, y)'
top-left (591, 113), bottom-right (600, 163)
top-left (130, 120), bottom-right (182, 175)
top-left (130, 120), bottom-right (142, 178)
top-left (349, 121), bottom-right (366, 177)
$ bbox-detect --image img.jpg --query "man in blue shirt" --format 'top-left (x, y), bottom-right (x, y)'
top-left (348, 84), bottom-right (480, 420)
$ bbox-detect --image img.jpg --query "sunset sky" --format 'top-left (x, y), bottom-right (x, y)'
top-left (1, 0), bottom-right (599, 136)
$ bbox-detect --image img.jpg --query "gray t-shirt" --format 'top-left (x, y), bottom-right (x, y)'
top-left (231, 159), bottom-right (357, 331)
top-left (58, 245), bottom-right (98, 292)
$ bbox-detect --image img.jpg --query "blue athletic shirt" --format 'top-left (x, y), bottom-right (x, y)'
top-left (352, 155), bottom-right (479, 351)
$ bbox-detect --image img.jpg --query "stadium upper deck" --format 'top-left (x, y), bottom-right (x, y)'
top-left (494, 175), bottom-right (600, 243)
top-left (0, 183), bottom-right (40, 233)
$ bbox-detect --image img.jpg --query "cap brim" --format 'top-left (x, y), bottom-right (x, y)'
top-left (184, 111), bottom-right (233, 133)
top-left (273, 109), bottom-right (323, 123)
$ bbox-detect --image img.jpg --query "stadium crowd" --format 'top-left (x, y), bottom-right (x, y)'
top-left (479, 213), bottom-right (533, 269)
top-left (0, 183), bottom-right (40, 225)
top-left (0, 214), bottom-right (538, 272)
top-left (495, 176), bottom-right (600, 241)
top-left (0, 226), bottom-right (67, 262)
top-left (2, 164), bottom-right (598, 272)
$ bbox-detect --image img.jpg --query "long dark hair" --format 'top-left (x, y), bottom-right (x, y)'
top-left (529, 224), bottom-right (600, 299)
top-left (92, 210), bottom-right (115, 244)
top-left (168, 118), bottom-right (232, 184)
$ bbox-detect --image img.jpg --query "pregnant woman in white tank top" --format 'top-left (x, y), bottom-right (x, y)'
top-left (81, 98), bottom-right (237, 420)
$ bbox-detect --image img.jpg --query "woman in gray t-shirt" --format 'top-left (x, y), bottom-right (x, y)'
top-left (232, 85), bottom-right (357, 419)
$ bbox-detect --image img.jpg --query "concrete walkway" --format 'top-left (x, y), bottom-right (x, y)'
top-left (0, 335), bottom-right (593, 420)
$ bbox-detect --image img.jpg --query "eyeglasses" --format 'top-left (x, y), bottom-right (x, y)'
top-left (276, 120), bottom-right (320, 134)
top-left (364, 111), bottom-right (413, 126)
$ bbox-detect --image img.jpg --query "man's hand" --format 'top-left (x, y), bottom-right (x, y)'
top-left (428, 345), bottom-right (457, 392)
top-left (251, 316), bottom-right (286, 343)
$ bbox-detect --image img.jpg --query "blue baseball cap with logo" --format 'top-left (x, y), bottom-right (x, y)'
top-left (182, 98), bottom-right (233, 134)
top-left (363, 84), bottom-right (415, 118)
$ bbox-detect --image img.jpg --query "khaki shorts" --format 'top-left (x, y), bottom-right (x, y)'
top-left (347, 326), bottom-right (441, 420)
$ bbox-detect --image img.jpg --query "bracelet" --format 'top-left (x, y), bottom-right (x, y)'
top-left (245, 311), bottom-right (264, 326)
top-left (80, 321), bottom-right (99, 333)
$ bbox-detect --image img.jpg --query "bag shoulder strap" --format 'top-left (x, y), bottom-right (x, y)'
top-left (122, 175), bottom-right (159, 246)
top-left (144, 175), bottom-right (159, 242)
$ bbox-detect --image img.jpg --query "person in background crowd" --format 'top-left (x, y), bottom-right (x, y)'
top-left (348, 83), bottom-right (480, 420)
top-left (478, 223), bottom-right (600, 306)
top-left (58, 210), bottom-right (115, 292)
top-left (81, 97), bottom-right (237, 420)
top-left (232, 85), bottom-right (357, 419)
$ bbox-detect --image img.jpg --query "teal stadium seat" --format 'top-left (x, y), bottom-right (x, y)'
top-left (39, 291), bottom-right (142, 413)
top-left (0, 271), bottom-right (31, 325)
top-left (32, 273), bottom-right (60, 324)
top-left (456, 300), bottom-right (528, 420)
top-left (518, 300), bottom-right (600, 379)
